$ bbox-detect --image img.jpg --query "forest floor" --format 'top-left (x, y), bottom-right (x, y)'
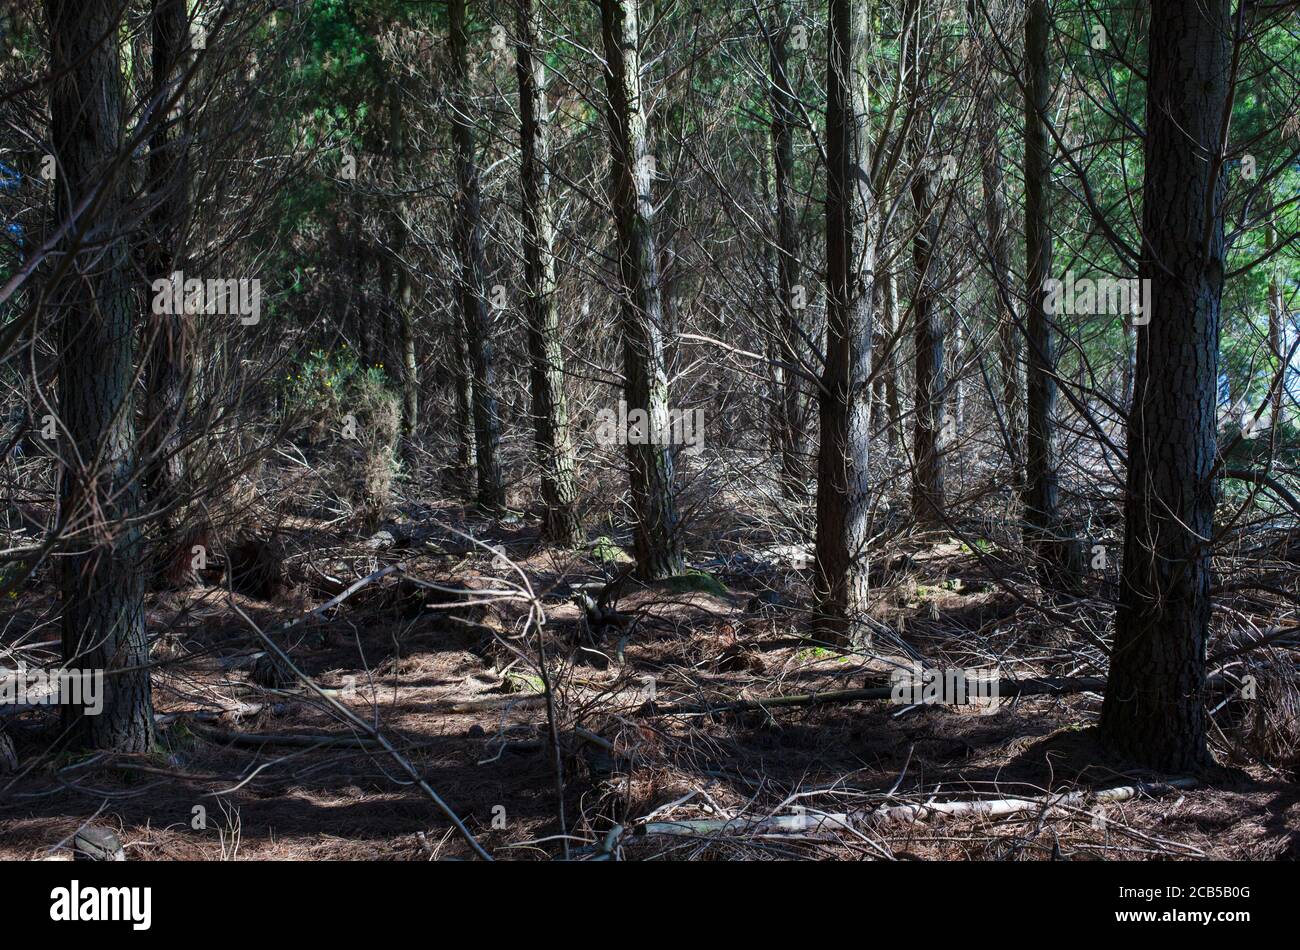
top-left (2, 489), bottom-right (1299, 861)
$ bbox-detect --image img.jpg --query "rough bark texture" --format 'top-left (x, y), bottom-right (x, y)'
top-left (517, 0), bottom-right (582, 546)
top-left (47, 0), bottom-right (154, 752)
top-left (449, 0), bottom-right (505, 509)
top-left (904, 18), bottom-right (946, 530)
top-left (814, 0), bottom-right (875, 644)
top-left (768, 1), bottom-right (810, 501)
top-left (599, 0), bottom-right (684, 580)
top-left (1022, 0), bottom-right (1064, 568)
top-left (1099, 0), bottom-right (1230, 771)
top-left (141, 0), bottom-right (191, 568)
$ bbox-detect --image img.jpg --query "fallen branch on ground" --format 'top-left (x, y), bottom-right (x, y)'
top-left (642, 675), bottom-right (1108, 716)
top-left (187, 720), bottom-right (385, 749)
top-left (637, 778), bottom-right (1199, 837)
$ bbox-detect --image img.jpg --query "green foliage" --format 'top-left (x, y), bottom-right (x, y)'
top-left (283, 345), bottom-right (390, 428)
top-left (660, 570), bottom-right (730, 597)
top-left (589, 536), bottom-right (634, 564)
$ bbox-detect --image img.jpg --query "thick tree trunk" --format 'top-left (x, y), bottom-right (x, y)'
top-left (909, 160), bottom-right (945, 526)
top-left (1022, 0), bottom-right (1065, 570)
top-left (905, 0), bottom-right (943, 527)
top-left (599, 0), bottom-right (684, 580)
top-left (47, 0), bottom-right (154, 752)
top-left (449, 0), bottom-right (505, 509)
top-left (813, 0), bottom-right (875, 644)
top-left (1099, 0), bottom-right (1231, 771)
top-left (517, 0), bottom-right (582, 546)
top-left (141, 0), bottom-right (191, 572)
top-left (768, 1), bottom-right (809, 501)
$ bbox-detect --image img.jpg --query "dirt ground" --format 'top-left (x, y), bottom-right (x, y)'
top-left (2, 498), bottom-right (1298, 861)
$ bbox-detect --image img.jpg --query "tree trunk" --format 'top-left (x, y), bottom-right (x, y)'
top-left (141, 0), bottom-right (191, 578)
top-left (813, 0), bottom-right (875, 644)
top-left (47, 0), bottom-right (153, 752)
top-left (386, 83), bottom-right (419, 448)
top-left (1099, 0), bottom-right (1231, 771)
top-left (598, 0), bottom-right (684, 580)
top-left (516, 0), bottom-right (582, 546)
top-left (1022, 0), bottom-right (1064, 570)
top-left (768, 0), bottom-right (809, 501)
top-left (1267, 210), bottom-right (1285, 452)
top-left (351, 191), bottom-right (373, 368)
top-left (1122, 315), bottom-right (1134, 411)
top-left (449, 0), bottom-right (505, 510)
top-left (972, 15), bottom-right (1021, 469)
top-left (881, 261), bottom-right (903, 456)
top-left (453, 317), bottom-right (477, 494)
top-left (384, 81), bottom-right (419, 448)
top-left (909, 159), bottom-right (945, 526)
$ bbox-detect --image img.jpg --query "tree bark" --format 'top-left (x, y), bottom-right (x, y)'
top-left (1022, 0), bottom-right (1065, 570)
top-left (140, 0), bottom-right (191, 575)
top-left (516, 0), bottom-right (582, 546)
top-left (351, 190), bottom-right (373, 368)
top-left (907, 61), bottom-right (945, 526)
top-left (814, 0), bottom-right (876, 643)
top-left (386, 82), bottom-right (419, 446)
top-left (1266, 210), bottom-right (1285, 453)
top-left (449, 0), bottom-right (505, 510)
top-left (1099, 0), bottom-right (1231, 771)
top-left (599, 0), bottom-right (684, 580)
top-left (46, 0), bottom-right (154, 752)
top-left (767, 0), bottom-right (809, 501)
top-left (881, 261), bottom-right (903, 456)
top-left (972, 13), bottom-right (1021, 469)
top-left (453, 317), bottom-right (477, 494)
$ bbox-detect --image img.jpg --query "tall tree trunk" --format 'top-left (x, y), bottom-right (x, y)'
top-left (972, 15), bottom-right (1021, 469)
top-left (453, 316), bottom-right (477, 494)
top-left (449, 0), bottom-right (505, 509)
top-left (517, 0), bottom-right (582, 546)
top-left (1266, 210), bottom-right (1285, 453)
top-left (47, 0), bottom-right (153, 752)
top-left (1022, 0), bottom-right (1064, 570)
top-left (351, 192), bottom-right (373, 368)
top-left (386, 83), bottom-right (419, 447)
top-left (141, 0), bottom-right (191, 579)
top-left (1099, 0), bottom-right (1231, 771)
top-left (814, 0), bottom-right (875, 644)
top-left (377, 243), bottom-right (394, 370)
top-left (1121, 315), bottom-right (1135, 410)
top-left (909, 168), bottom-right (945, 525)
top-left (881, 260), bottom-right (903, 456)
top-left (768, 0), bottom-right (808, 501)
top-left (599, 0), bottom-right (684, 580)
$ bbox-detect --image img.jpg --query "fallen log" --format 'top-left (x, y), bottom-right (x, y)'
top-left (867, 777), bottom-right (1199, 825)
top-left (187, 720), bottom-right (383, 750)
top-left (644, 675), bottom-right (1108, 717)
top-left (637, 777), bottom-right (1199, 837)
